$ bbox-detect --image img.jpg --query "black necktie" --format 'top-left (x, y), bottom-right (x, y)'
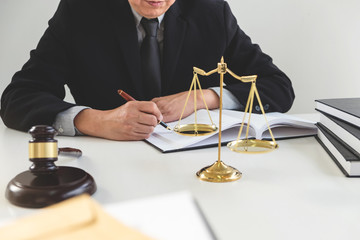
top-left (140, 18), bottom-right (161, 99)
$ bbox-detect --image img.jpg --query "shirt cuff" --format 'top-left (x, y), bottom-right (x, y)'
top-left (53, 106), bottom-right (90, 136)
top-left (210, 87), bottom-right (243, 110)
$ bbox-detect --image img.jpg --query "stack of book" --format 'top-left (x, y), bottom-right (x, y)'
top-left (315, 98), bottom-right (360, 177)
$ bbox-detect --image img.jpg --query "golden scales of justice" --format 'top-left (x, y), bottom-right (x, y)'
top-left (174, 57), bottom-right (278, 182)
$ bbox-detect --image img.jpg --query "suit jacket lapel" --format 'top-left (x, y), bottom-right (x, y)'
top-left (162, 2), bottom-right (187, 94)
top-left (106, 0), bottom-right (144, 99)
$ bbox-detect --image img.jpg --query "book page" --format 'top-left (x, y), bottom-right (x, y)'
top-left (146, 109), bottom-right (243, 152)
top-left (222, 110), bottom-right (317, 139)
top-left (259, 113), bottom-right (317, 139)
top-left (146, 110), bottom-right (317, 152)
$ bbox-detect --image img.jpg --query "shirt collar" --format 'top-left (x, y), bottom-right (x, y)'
top-left (130, 6), bottom-right (165, 28)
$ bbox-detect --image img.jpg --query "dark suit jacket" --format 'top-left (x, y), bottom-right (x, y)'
top-left (1, 0), bottom-right (295, 132)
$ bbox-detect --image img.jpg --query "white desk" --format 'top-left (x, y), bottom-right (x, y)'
top-left (1, 114), bottom-right (360, 240)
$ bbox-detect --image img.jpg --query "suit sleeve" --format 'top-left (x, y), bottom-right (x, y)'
top-left (0, 0), bottom-right (76, 132)
top-left (222, 1), bottom-right (295, 113)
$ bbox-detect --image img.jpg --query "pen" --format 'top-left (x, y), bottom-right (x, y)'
top-left (117, 89), bottom-right (172, 131)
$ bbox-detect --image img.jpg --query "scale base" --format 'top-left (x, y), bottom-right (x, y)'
top-left (6, 166), bottom-right (96, 208)
top-left (196, 161), bottom-right (241, 182)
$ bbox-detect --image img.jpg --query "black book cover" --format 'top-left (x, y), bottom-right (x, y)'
top-left (316, 109), bottom-right (360, 141)
top-left (315, 98), bottom-right (360, 119)
top-left (316, 123), bottom-right (360, 177)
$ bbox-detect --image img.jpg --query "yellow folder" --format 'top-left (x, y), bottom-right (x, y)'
top-left (0, 194), bottom-right (155, 240)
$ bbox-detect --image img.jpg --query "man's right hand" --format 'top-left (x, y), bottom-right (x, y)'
top-left (74, 101), bottom-right (163, 141)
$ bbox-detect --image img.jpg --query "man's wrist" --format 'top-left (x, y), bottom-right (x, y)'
top-left (74, 108), bottom-right (102, 136)
top-left (209, 87), bottom-right (243, 110)
top-left (53, 106), bottom-right (90, 136)
top-left (200, 89), bottom-right (220, 109)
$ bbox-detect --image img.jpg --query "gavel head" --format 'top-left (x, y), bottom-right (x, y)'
top-left (28, 125), bottom-right (58, 175)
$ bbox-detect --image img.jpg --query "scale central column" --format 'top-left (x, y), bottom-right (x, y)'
top-left (196, 58), bottom-right (242, 182)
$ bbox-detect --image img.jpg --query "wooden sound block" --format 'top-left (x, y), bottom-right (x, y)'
top-left (6, 166), bottom-right (96, 208)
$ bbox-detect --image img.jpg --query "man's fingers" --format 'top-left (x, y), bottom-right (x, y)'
top-left (134, 124), bottom-right (155, 135)
top-left (133, 101), bottom-right (163, 122)
top-left (137, 113), bottom-right (158, 127)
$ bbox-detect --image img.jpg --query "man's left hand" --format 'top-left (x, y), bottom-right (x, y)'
top-left (151, 89), bottom-right (220, 122)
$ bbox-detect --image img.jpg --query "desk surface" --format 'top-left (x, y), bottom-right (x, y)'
top-left (1, 114), bottom-right (360, 240)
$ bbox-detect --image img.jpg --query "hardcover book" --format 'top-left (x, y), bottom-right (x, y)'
top-left (316, 109), bottom-right (360, 155)
top-left (316, 123), bottom-right (360, 177)
top-left (315, 98), bottom-right (360, 127)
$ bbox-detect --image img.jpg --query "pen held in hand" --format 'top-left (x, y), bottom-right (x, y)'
top-left (117, 89), bottom-right (172, 131)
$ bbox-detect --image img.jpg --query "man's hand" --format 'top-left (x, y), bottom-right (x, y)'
top-left (74, 101), bottom-right (163, 141)
top-left (152, 89), bottom-right (220, 122)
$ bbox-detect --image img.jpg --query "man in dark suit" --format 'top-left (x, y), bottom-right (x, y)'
top-left (0, 0), bottom-right (295, 140)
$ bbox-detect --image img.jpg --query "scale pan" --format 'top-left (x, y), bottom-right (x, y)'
top-left (174, 124), bottom-right (217, 136)
top-left (227, 139), bottom-right (278, 154)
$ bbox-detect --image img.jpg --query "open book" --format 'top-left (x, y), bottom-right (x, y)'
top-left (146, 109), bottom-right (317, 153)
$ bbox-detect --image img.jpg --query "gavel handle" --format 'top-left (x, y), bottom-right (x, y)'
top-left (58, 147), bottom-right (82, 158)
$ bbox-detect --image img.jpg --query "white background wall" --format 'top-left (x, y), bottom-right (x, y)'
top-left (1, 0), bottom-right (359, 113)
